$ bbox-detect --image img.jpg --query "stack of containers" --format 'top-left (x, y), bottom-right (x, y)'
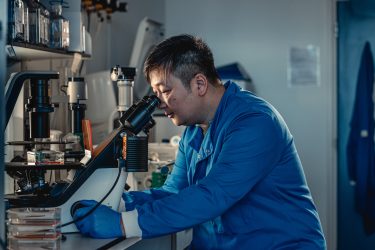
top-left (50, 1), bottom-right (70, 49)
top-left (8, 0), bottom-right (70, 50)
top-left (8, 0), bottom-right (27, 42)
top-left (28, 0), bottom-right (50, 46)
top-left (7, 207), bottom-right (62, 250)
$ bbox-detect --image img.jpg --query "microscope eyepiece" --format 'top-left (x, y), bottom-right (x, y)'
top-left (147, 95), bottom-right (161, 108)
top-left (119, 95), bottom-right (160, 134)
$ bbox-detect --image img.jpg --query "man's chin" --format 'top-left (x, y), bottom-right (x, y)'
top-left (171, 118), bottom-right (183, 126)
top-left (171, 119), bottom-right (180, 126)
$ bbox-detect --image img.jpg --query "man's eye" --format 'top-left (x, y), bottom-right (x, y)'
top-left (162, 90), bottom-right (171, 95)
top-left (152, 91), bottom-right (161, 98)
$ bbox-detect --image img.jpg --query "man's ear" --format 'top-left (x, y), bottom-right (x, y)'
top-left (193, 73), bottom-right (208, 96)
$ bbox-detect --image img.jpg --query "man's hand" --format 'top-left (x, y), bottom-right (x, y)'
top-left (73, 200), bottom-right (125, 239)
top-left (122, 190), bottom-right (172, 211)
top-left (122, 191), bottom-right (152, 211)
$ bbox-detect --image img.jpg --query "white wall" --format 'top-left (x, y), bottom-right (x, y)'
top-left (165, 0), bottom-right (336, 249)
top-left (86, 0), bottom-right (165, 74)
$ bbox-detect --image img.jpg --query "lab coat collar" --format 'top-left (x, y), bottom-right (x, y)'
top-left (186, 81), bottom-right (241, 149)
top-left (209, 81), bottom-right (241, 140)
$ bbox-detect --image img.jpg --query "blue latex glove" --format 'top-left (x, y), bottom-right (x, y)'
top-left (122, 191), bottom-right (153, 211)
top-left (73, 200), bottom-right (124, 239)
top-left (122, 190), bottom-right (172, 211)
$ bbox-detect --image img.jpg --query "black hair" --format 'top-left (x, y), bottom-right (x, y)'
top-left (144, 34), bottom-right (220, 89)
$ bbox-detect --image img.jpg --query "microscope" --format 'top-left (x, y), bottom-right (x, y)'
top-left (4, 68), bottom-right (160, 233)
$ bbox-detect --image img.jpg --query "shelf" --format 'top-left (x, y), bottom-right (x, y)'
top-left (5, 161), bottom-right (83, 171)
top-left (6, 42), bottom-right (91, 60)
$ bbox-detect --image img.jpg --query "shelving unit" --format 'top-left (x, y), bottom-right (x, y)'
top-left (6, 42), bottom-right (90, 60)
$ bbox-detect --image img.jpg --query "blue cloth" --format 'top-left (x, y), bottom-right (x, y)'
top-left (347, 41), bottom-right (375, 234)
top-left (122, 189), bottom-right (173, 211)
top-left (73, 200), bottom-right (124, 239)
top-left (127, 81), bottom-right (326, 249)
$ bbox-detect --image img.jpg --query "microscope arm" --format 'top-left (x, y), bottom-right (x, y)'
top-left (5, 71), bottom-right (59, 127)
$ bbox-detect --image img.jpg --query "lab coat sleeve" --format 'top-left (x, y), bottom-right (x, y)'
top-left (122, 189), bottom-right (173, 212)
top-left (122, 131), bottom-right (189, 211)
top-left (135, 113), bottom-right (285, 238)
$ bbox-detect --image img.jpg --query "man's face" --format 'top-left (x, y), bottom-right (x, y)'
top-left (150, 69), bottom-right (198, 126)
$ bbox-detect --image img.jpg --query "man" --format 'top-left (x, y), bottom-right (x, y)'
top-left (73, 34), bottom-right (326, 249)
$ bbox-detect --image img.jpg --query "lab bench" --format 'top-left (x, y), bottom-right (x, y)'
top-left (61, 233), bottom-right (141, 249)
top-left (62, 229), bottom-right (192, 250)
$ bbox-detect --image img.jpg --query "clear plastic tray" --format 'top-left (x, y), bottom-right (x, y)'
top-left (7, 207), bottom-right (61, 221)
top-left (8, 223), bottom-right (61, 235)
top-left (7, 207), bottom-right (62, 249)
top-left (8, 235), bottom-right (61, 250)
top-left (7, 218), bottom-right (60, 227)
top-left (8, 231), bottom-right (61, 240)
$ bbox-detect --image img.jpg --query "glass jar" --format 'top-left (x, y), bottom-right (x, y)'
top-left (27, 0), bottom-right (49, 46)
top-left (40, 3), bottom-right (50, 46)
top-left (50, 1), bottom-right (70, 49)
top-left (8, 0), bottom-right (26, 42)
top-left (27, 0), bottom-right (41, 45)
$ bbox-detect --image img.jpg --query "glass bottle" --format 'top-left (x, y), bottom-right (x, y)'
top-left (27, 0), bottom-right (41, 45)
top-left (50, 1), bottom-right (69, 49)
top-left (26, 0), bottom-right (49, 46)
top-left (8, 0), bottom-right (26, 42)
top-left (40, 3), bottom-right (50, 46)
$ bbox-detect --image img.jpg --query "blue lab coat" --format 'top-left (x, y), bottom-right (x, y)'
top-left (125, 81), bottom-right (326, 249)
top-left (347, 41), bottom-right (375, 234)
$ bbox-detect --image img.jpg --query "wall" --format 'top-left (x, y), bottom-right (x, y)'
top-left (337, 1), bottom-right (375, 249)
top-left (86, 0), bottom-right (165, 74)
top-left (165, 0), bottom-right (337, 249)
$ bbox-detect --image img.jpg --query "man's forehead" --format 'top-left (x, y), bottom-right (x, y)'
top-left (150, 78), bottom-right (166, 88)
top-left (150, 70), bottom-right (170, 87)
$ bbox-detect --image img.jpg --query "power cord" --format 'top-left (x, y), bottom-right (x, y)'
top-left (59, 159), bottom-right (123, 228)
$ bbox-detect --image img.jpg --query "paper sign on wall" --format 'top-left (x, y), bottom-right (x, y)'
top-left (288, 45), bottom-right (320, 87)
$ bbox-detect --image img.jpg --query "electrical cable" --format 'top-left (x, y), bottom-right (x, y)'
top-left (59, 162), bottom-right (123, 228)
